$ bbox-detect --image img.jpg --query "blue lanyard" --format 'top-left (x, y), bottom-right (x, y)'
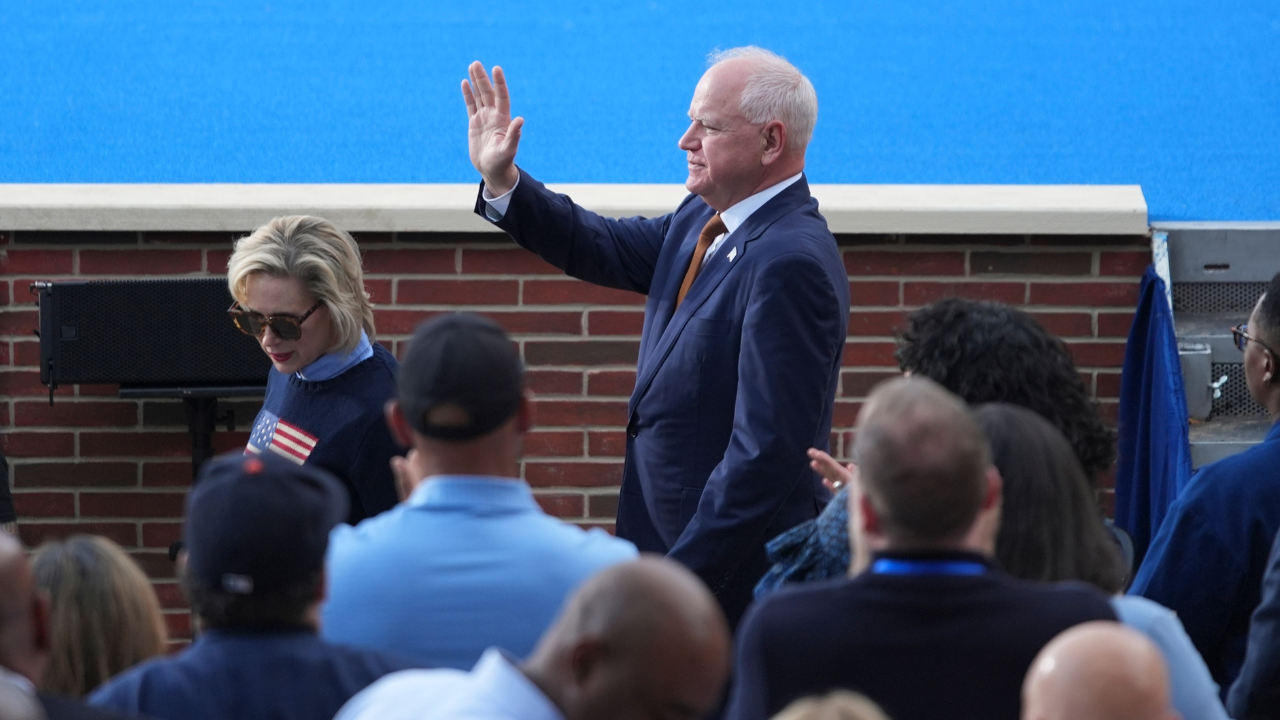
top-left (871, 559), bottom-right (987, 576)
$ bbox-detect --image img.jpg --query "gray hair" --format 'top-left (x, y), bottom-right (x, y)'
top-left (708, 46), bottom-right (818, 154)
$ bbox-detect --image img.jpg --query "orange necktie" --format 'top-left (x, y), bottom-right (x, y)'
top-left (676, 213), bottom-right (727, 308)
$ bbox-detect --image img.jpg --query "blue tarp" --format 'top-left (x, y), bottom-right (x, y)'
top-left (1115, 266), bottom-right (1194, 564)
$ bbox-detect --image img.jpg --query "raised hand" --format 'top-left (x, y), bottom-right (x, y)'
top-left (808, 447), bottom-right (856, 492)
top-left (462, 61), bottom-right (523, 196)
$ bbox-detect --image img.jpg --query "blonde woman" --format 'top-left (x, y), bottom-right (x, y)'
top-left (227, 216), bottom-right (399, 522)
top-left (31, 535), bottom-right (167, 698)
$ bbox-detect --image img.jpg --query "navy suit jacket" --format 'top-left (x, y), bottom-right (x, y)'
top-left (1228, 526), bottom-right (1280, 718)
top-left (478, 170), bottom-right (849, 625)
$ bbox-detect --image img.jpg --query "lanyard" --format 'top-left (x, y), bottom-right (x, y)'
top-left (870, 559), bottom-right (987, 576)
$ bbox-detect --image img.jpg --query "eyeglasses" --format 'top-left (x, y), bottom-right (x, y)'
top-left (228, 301), bottom-right (323, 341)
top-left (1232, 323), bottom-right (1277, 356)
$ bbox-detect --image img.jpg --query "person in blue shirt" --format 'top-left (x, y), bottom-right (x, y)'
top-left (323, 313), bottom-right (638, 670)
top-left (87, 453), bottom-right (419, 720)
top-left (1132, 272), bottom-right (1280, 691)
top-left (227, 215), bottom-right (400, 523)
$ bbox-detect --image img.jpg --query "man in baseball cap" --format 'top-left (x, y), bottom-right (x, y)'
top-left (322, 312), bottom-right (636, 669)
top-left (88, 453), bottom-right (419, 720)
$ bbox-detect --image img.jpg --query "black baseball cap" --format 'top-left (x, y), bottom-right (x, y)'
top-left (398, 312), bottom-right (524, 441)
top-left (185, 452), bottom-right (348, 595)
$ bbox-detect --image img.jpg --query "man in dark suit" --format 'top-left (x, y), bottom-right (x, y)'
top-left (724, 378), bottom-right (1117, 720)
top-left (462, 47), bottom-right (849, 627)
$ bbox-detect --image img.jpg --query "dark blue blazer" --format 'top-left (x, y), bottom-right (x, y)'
top-left (478, 170), bottom-right (849, 625)
top-left (1229, 525), bottom-right (1280, 718)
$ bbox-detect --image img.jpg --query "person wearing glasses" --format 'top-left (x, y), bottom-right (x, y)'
top-left (1130, 271), bottom-right (1280, 694)
top-left (226, 215), bottom-right (400, 523)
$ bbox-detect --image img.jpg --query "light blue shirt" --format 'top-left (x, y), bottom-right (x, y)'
top-left (1112, 595), bottom-right (1229, 720)
top-left (322, 476), bottom-right (637, 670)
top-left (297, 330), bottom-right (374, 381)
top-left (335, 648), bottom-right (563, 720)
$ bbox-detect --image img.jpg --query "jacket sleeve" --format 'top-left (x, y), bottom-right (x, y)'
top-left (1228, 528), bottom-right (1280, 718)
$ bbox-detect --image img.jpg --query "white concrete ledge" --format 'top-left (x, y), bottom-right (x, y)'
top-left (0, 183), bottom-right (1148, 235)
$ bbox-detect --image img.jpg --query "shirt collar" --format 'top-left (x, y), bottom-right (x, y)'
top-left (0, 666), bottom-right (36, 697)
top-left (297, 330), bottom-right (374, 382)
top-left (469, 649), bottom-right (566, 720)
top-left (407, 476), bottom-right (537, 513)
top-left (718, 172), bottom-right (804, 236)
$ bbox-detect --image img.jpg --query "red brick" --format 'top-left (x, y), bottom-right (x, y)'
top-left (524, 340), bottom-right (639, 366)
top-left (12, 341), bottom-right (39, 367)
top-left (0, 342), bottom-right (8, 365)
top-left (587, 370), bottom-right (636, 397)
top-left (81, 491), bottom-right (187, 518)
top-left (132, 552), bottom-right (178, 580)
top-left (522, 280), bottom-right (645, 306)
top-left (0, 283), bottom-right (7, 306)
top-left (143, 462), bottom-right (195, 487)
top-left (840, 370), bottom-right (902, 398)
top-left (480, 311), bottom-right (581, 335)
top-left (0, 309), bottom-right (39, 336)
top-left (211, 432), bottom-right (250, 454)
top-left (77, 383), bottom-right (121, 397)
top-left (587, 311), bottom-right (645, 336)
top-left (80, 432), bottom-right (191, 458)
top-left (12, 492), bottom-right (75, 517)
top-left (80, 250), bottom-right (202, 275)
top-left (588, 431), bottom-right (626, 457)
top-left (532, 400), bottom-right (628, 427)
top-left (142, 522), bottom-right (184, 548)
top-left (1100, 252), bottom-right (1150, 277)
top-left (0, 405), bottom-right (7, 426)
top-left (534, 493), bottom-right (586, 517)
top-left (1096, 372), bottom-right (1123, 398)
top-left (153, 582), bottom-right (188, 610)
top-left (15, 401), bottom-right (138, 427)
top-left (0, 432), bottom-right (75, 457)
top-left (525, 461), bottom-right (623, 488)
top-left (1098, 312), bottom-right (1135, 337)
top-left (206, 249), bottom-right (233, 273)
top-left (848, 281), bottom-right (900, 306)
top-left (0, 249), bottom-right (74, 274)
top-left (842, 341), bottom-right (899, 367)
top-left (1030, 312), bottom-right (1094, 338)
top-left (15, 462), bottom-right (137, 488)
top-left (1066, 342), bottom-right (1128, 368)
top-left (1096, 466), bottom-right (1118, 491)
top-left (373, 309), bottom-right (440, 335)
top-left (848, 310), bottom-right (907, 337)
top-left (1098, 400), bottom-right (1120, 424)
top-left (163, 611), bottom-right (192, 640)
top-left (525, 431), bottom-right (584, 457)
top-left (362, 249), bottom-right (455, 274)
top-left (971, 252), bottom-right (1092, 276)
top-left (588, 493), bottom-right (620, 518)
top-left (1029, 282), bottom-right (1139, 307)
top-left (843, 251), bottom-right (964, 276)
top-left (1097, 489), bottom-right (1116, 518)
top-left (364, 279), bottom-right (392, 304)
top-left (462, 248), bottom-right (560, 275)
top-left (527, 369), bottom-right (582, 396)
top-left (832, 401), bottom-right (863, 428)
top-left (18, 522), bottom-right (137, 548)
top-left (398, 279), bottom-right (518, 305)
top-left (904, 281), bottom-right (1024, 305)
top-left (0, 371), bottom-right (72, 398)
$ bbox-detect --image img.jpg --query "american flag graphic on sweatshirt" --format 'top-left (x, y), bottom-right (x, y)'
top-left (246, 411), bottom-right (318, 464)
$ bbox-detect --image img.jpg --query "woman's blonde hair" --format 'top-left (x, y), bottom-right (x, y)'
top-left (227, 215), bottom-right (375, 354)
top-left (772, 691), bottom-right (893, 720)
top-left (31, 535), bottom-right (168, 697)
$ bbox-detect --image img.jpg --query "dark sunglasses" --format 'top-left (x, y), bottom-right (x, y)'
top-left (228, 301), bottom-right (323, 341)
top-left (1232, 323), bottom-right (1277, 357)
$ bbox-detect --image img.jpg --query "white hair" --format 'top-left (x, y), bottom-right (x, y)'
top-left (707, 46), bottom-right (818, 154)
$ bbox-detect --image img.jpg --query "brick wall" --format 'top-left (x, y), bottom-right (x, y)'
top-left (0, 229), bottom-right (1149, 642)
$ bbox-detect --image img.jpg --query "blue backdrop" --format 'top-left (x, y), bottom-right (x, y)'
top-left (1, 0), bottom-right (1275, 221)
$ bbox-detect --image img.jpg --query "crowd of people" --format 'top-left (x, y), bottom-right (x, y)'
top-left (1, 45), bottom-right (1278, 720)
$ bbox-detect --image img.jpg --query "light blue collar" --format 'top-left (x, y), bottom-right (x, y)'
top-left (407, 476), bottom-right (536, 513)
top-left (469, 649), bottom-right (566, 720)
top-left (296, 330), bottom-right (373, 381)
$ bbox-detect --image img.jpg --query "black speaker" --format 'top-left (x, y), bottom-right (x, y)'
top-left (37, 278), bottom-right (272, 389)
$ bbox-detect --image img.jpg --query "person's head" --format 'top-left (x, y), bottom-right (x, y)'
top-left (678, 46), bottom-right (816, 212)
top-left (227, 215), bottom-right (375, 375)
top-left (896, 298), bottom-right (1115, 484)
top-left (30, 536), bottom-right (167, 697)
top-left (523, 557), bottom-right (732, 720)
top-left (0, 533), bottom-right (50, 686)
top-left (1022, 622), bottom-right (1179, 720)
top-left (853, 377), bottom-right (1000, 552)
top-left (973, 404), bottom-right (1126, 593)
top-left (385, 313), bottom-right (531, 485)
top-left (771, 691), bottom-right (892, 720)
top-left (182, 453), bottom-right (347, 632)
top-left (1242, 273), bottom-right (1280, 417)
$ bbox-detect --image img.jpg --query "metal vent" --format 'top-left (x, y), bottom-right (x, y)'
top-left (1173, 282), bottom-right (1268, 313)
top-left (1210, 363), bottom-right (1269, 417)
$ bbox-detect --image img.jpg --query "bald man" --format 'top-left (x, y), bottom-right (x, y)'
top-left (1023, 622), bottom-right (1180, 720)
top-left (335, 557), bottom-right (732, 720)
top-left (0, 534), bottom-right (135, 720)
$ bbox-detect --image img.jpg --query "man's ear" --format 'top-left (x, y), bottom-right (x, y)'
top-left (859, 494), bottom-right (883, 537)
top-left (32, 591), bottom-right (51, 654)
top-left (982, 466), bottom-right (1003, 511)
top-left (516, 390), bottom-right (534, 433)
top-left (760, 121), bottom-right (787, 165)
top-left (384, 399), bottom-right (414, 449)
top-left (568, 637), bottom-right (605, 686)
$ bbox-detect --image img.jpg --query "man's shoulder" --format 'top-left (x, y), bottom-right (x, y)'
top-left (1185, 433), bottom-right (1280, 500)
top-left (336, 667), bottom-right (474, 720)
